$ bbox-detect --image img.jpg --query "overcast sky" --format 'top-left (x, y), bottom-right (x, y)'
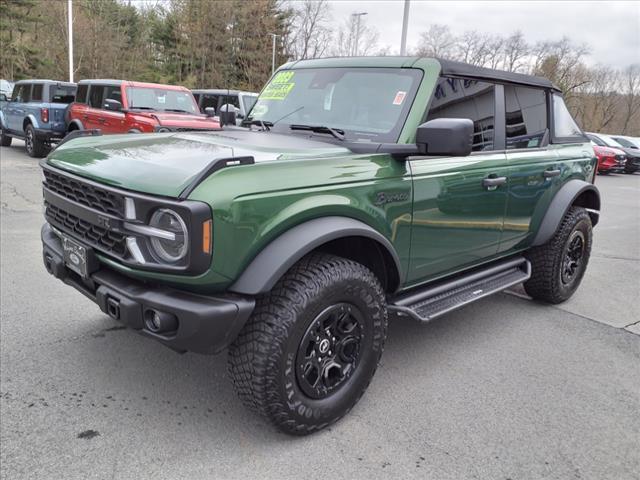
top-left (325, 0), bottom-right (639, 68)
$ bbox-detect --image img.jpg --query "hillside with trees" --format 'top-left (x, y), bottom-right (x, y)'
top-left (0, 0), bottom-right (637, 134)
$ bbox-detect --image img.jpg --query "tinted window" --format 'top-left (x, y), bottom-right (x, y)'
top-left (126, 87), bottom-right (199, 113)
top-left (200, 94), bottom-right (219, 111)
top-left (50, 85), bottom-right (76, 103)
top-left (504, 85), bottom-right (547, 149)
top-left (75, 84), bottom-right (88, 103)
top-left (13, 84), bottom-right (31, 103)
top-left (427, 77), bottom-right (495, 151)
top-left (103, 85), bottom-right (122, 106)
top-left (222, 95), bottom-right (240, 109)
top-left (612, 137), bottom-right (638, 149)
top-left (31, 84), bottom-right (43, 101)
top-left (587, 134), bottom-right (606, 147)
top-left (552, 94), bottom-right (582, 139)
top-left (88, 86), bottom-right (105, 108)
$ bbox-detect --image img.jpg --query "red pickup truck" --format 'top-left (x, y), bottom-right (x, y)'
top-left (67, 80), bottom-right (220, 134)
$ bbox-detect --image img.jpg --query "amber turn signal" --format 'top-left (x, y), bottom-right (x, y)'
top-left (202, 219), bottom-right (212, 254)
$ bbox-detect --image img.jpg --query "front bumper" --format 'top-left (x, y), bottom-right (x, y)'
top-left (41, 223), bottom-right (254, 354)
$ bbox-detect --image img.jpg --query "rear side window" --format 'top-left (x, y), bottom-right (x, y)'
top-left (88, 86), bottom-right (105, 108)
top-left (31, 84), bottom-right (43, 101)
top-left (552, 94), bottom-right (582, 139)
top-left (504, 85), bottom-right (547, 149)
top-left (427, 77), bottom-right (495, 151)
top-left (75, 84), bottom-right (88, 103)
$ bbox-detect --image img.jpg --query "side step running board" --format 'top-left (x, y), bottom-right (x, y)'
top-left (389, 257), bottom-right (531, 322)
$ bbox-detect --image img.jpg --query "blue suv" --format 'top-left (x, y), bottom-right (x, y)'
top-left (0, 80), bottom-right (76, 157)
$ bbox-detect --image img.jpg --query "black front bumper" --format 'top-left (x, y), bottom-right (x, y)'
top-left (41, 223), bottom-right (254, 354)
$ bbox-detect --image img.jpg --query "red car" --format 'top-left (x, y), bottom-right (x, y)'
top-left (67, 80), bottom-right (220, 134)
top-left (593, 145), bottom-right (626, 174)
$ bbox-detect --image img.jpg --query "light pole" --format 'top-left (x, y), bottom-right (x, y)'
top-left (67, 0), bottom-right (74, 82)
top-left (400, 0), bottom-right (410, 56)
top-left (270, 33), bottom-right (280, 74)
top-left (351, 12), bottom-right (367, 56)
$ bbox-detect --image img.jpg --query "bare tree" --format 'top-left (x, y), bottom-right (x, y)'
top-left (621, 64), bottom-right (640, 134)
top-left (415, 24), bottom-right (456, 58)
top-left (331, 13), bottom-right (379, 57)
top-left (502, 31), bottom-right (528, 72)
top-left (456, 30), bottom-right (491, 66)
top-left (286, 0), bottom-right (332, 60)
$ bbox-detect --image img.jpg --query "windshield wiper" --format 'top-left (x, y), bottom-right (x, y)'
top-left (163, 108), bottom-right (191, 113)
top-left (246, 119), bottom-right (273, 131)
top-left (129, 106), bottom-right (154, 110)
top-left (290, 124), bottom-right (345, 141)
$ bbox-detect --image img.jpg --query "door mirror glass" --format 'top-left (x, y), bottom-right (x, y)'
top-left (204, 107), bottom-right (215, 117)
top-left (103, 98), bottom-right (122, 112)
top-left (416, 118), bottom-right (473, 156)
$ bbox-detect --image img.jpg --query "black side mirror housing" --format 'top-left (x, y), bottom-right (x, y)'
top-left (103, 98), bottom-right (123, 112)
top-left (220, 110), bottom-right (237, 126)
top-left (204, 107), bottom-right (215, 117)
top-left (416, 118), bottom-right (474, 156)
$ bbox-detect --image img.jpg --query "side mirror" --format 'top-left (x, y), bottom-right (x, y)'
top-left (204, 107), bottom-right (216, 117)
top-left (220, 110), bottom-right (236, 126)
top-left (0, 94), bottom-right (6, 102)
top-left (103, 98), bottom-right (122, 112)
top-left (416, 118), bottom-right (474, 156)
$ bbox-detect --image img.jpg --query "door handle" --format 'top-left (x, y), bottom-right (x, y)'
top-left (543, 168), bottom-right (561, 178)
top-left (482, 176), bottom-right (507, 190)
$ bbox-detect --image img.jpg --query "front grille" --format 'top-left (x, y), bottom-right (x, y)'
top-left (45, 202), bottom-right (127, 257)
top-left (43, 169), bottom-right (124, 218)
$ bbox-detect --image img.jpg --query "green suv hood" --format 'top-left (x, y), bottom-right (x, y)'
top-left (46, 130), bottom-right (351, 197)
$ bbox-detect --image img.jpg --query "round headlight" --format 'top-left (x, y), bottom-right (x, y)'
top-left (157, 127), bottom-right (171, 133)
top-left (149, 209), bottom-right (188, 263)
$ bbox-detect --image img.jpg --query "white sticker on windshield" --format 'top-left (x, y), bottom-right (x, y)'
top-left (393, 91), bottom-right (406, 105)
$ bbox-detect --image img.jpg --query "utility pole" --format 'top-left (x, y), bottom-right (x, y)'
top-left (400, 0), bottom-right (410, 56)
top-left (270, 33), bottom-right (280, 74)
top-left (351, 12), bottom-right (367, 56)
top-left (67, 0), bottom-right (74, 82)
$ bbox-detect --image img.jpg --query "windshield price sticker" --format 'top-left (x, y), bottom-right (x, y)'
top-left (261, 71), bottom-right (296, 100)
top-left (393, 91), bottom-right (407, 105)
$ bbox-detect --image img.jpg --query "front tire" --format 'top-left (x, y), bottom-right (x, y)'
top-left (0, 126), bottom-right (11, 147)
top-left (228, 253), bottom-right (388, 435)
top-left (24, 124), bottom-right (47, 158)
top-left (524, 206), bottom-right (593, 304)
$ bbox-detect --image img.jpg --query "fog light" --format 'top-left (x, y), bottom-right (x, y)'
top-left (144, 309), bottom-right (178, 333)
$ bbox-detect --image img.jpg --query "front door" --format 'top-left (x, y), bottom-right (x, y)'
top-left (408, 76), bottom-right (508, 284)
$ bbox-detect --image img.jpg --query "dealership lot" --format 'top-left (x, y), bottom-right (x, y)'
top-left (1, 141), bottom-right (639, 479)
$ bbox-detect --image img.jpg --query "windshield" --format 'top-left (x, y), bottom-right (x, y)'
top-left (241, 94), bottom-right (258, 114)
top-left (248, 67), bottom-right (423, 142)
top-left (126, 87), bottom-right (198, 113)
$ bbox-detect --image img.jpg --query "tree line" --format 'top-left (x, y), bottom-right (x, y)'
top-left (1, 0), bottom-right (637, 134)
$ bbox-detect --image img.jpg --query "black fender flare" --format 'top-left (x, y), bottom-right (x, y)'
top-left (229, 216), bottom-right (402, 295)
top-left (68, 119), bottom-right (84, 131)
top-left (532, 179), bottom-right (600, 246)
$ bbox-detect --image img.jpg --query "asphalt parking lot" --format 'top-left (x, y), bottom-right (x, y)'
top-left (1, 140), bottom-right (639, 480)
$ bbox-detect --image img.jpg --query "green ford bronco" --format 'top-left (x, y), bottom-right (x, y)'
top-left (41, 57), bottom-right (599, 435)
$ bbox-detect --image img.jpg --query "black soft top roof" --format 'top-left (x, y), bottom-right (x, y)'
top-left (437, 59), bottom-right (560, 91)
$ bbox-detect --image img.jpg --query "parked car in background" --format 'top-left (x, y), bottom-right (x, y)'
top-left (0, 79), bottom-right (76, 157)
top-left (67, 80), bottom-right (220, 135)
top-left (592, 145), bottom-right (626, 174)
top-left (587, 132), bottom-right (639, 174)
top-left (192, 89), bottom-right (258, 125)
top-left (610, 135), bottom-right (640, 150)
top-left (0, 79), bottom-right (14, 97)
